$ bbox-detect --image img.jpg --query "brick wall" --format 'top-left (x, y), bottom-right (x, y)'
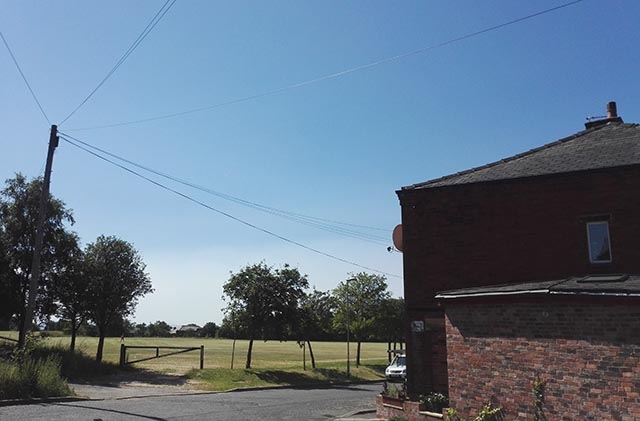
top-left (445, 298), bottom-right (640, 420)
top-left (405, 310), bottom-right (448, 396)
top-left (397, 165), bottom-right (640, 396)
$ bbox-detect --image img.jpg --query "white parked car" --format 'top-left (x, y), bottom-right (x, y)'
top-left (384, 353), bottom-right (406, 382)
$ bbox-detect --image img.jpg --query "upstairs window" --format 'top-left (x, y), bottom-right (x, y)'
top-left (586, 221), bottom-right (612, 263)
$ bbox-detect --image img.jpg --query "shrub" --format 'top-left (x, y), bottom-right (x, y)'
top-left (446, 403), bottom-right (502, 421)
top-left (0, 355), bottom-right (71, 399)
top-left (27, 342), bottom-right (120, 379)
top-left (420, 392), bottom-right (449, 412)
top-left (382, 381), bottom-right (407, 399)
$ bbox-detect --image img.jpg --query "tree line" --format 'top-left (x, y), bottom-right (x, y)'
top-left (219, 262), bottom-right (405, 369)
top-left (0, 174), bottom-right (153, 362)
top-left (1, 174), bottom-right (404, 368)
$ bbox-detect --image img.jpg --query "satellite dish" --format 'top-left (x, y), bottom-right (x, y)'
top-left (392, 224), bottom-right (403, 252)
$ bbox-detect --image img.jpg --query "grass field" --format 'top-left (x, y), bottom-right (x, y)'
top-left (0, 332), bottom-right (390, 377)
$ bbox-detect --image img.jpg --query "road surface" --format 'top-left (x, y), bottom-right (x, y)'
top-left (0, 384), bottom-right (381, 420)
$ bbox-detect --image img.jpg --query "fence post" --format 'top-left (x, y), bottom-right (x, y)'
top-left (200, 345), bottom-right (204, 369)
top-left (120, 344), bottom-right (126, 367)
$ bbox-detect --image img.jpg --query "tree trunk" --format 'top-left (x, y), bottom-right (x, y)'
top-left (307, 340), bottom-right (316, 369)
top-left (17, 312), bottom-right (27, 347)
top-left (17, 288), bottom-right (27, 347)
top-left (69, 313), bottom-right (82, 352)
top-left (245, 337), bottom-right (254, 369)
top-left (356, 341), bottom-right (361, 367)
top-left (96, 329), bottom-right (105, 363)
top-left (70, 323), bottom-right (77, 351)
top-left (231, 337), bottom-right (236, 369)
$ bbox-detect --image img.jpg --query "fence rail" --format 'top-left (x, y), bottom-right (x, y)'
top-left (119, 344), bottom-right (204, 369)
top-left (0, 335), bottom-right (18, 343)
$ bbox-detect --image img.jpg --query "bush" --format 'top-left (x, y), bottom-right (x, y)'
top-left (0, 337), bottom-right (118, 400)
top-left (28, 343), bottom-right (119, 379)
top-left (420, 392), bottom-right (449, 412)
top-left (0, 355), bottom-right (71, 399)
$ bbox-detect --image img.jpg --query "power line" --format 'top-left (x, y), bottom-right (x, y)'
top-left (1, 31), bottom-right (51, 125)
top-left (58, 134), bottom-right (401, 279)
top-left (58, 131), bottom-right (391, 244)
top-left (58, 0), bottom-right (177, 126)
top-left (66, 0), bottom-right (585, 131)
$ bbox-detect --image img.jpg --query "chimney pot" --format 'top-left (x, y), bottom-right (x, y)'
top-left (607, 101), bottom-right (617, 118)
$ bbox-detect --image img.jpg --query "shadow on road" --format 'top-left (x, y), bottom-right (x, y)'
top-left (71, 369), bottom-right (189, 388)
top-left (52, 402), bottom-right (168, 421)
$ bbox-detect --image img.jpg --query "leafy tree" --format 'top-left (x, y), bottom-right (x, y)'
top-left (147, 320), bottom-right (173, 337)
top-left (218, 308), bottom-right (248, 339)
top-left (83, 235), bottom-right (153, 362)
top-left (134, 322), bottom-right (148, 337)
top-left (0, 229), bottom-right (19, 329)
top-left (378, 297), bottom-right (405, 354)
top-left (51, 241), bottom-right (85, 351)
top-left (0, 174), bottom-right (77, 343)
top-left (199, 322), bottom-right (219, 338)
top-left (332, 272), bottom-right (391, 366)
top-left (222, 262), bottom-right (308, 368)
top-left (296, 289), bottom-right (337, 368)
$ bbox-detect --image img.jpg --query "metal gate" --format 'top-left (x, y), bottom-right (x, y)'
top-left (119, 344), bottom-right (204, 369)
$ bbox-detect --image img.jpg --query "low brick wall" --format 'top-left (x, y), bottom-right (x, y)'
top-left (375, 395), bottom-right (443, 421)
top-left (445, 299), bottom-right (640, 420)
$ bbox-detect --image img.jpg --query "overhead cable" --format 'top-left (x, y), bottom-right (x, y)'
top-left (59, 134), bottom-right (401, 279)
top-left (67, 0), bottom-right (585, 131)
top-left (1, 31), bottom-right (51, 125)
top-left (58, 131), bottom-right (390, 244)
top-left (58, 0), bottom-right (177, 126)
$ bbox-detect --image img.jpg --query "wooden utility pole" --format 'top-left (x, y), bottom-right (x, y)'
top-left (19, 125), bottom-right (58, 347)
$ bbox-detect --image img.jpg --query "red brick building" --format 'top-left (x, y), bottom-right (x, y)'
top-left (396, 103), bottom-right (640, 418)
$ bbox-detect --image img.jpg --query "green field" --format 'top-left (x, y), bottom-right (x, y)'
top-left (0, 332), bottom-right (389, 376)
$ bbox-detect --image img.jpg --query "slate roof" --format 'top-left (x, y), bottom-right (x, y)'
top-left (403, 122), bottom-right (640, 190)
top-left (435, 274), bottom-right (640, 299)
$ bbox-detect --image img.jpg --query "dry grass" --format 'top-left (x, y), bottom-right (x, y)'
top-left (1, 332), bottom-right (390, 376)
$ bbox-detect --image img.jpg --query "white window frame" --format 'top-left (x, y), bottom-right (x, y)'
top-left (586, 221), bottom-right (612, 264)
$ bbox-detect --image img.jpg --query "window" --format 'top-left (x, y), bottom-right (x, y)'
top-left (586, 221), bottom-right (612, 263)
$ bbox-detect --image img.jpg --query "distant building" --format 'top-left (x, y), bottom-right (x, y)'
top-left (176, 323), bottom-right (201, 337)
top-left (395, 103), bottom-right (640, 419)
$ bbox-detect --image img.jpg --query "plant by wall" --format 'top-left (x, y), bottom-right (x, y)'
top-left (532, 374), bottom-right (547, 421)
top-left (382, 380), bottom-right (407, 400)
top-left (446, 403), bottom-right (502, 421)
top-left (420, 392), bottom-right (449, 412)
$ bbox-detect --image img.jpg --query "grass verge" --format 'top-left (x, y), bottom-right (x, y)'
top-left (186, 363), bottom-right (386, 391)
top-left (0, 353), bottom-right (71, 400)
top-left (0, 339), bottom-right (124, 400)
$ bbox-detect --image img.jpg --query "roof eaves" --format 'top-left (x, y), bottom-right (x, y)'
top-left (401, 124), bottom-right (609, 191)
top-left (435, 289), bottom-right (550, 299)
top-left (549, 290), bottom-right (640, 298)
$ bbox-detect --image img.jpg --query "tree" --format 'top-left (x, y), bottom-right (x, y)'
top-left (146, 320), bottom-right (173, 337)
top-left (222, 262), bottom-right (309, 368)
top-left (296, 289), bottom-right (337, 368)
top-left (199, 322), bottom-right (219, 338)
top-left (83, 235), bottom-right (153, 362)
top-left (378, 297), bottom-right (405, 356)
top-left (51, 243), bottom-right (86, 351)
top-left (0, 174), bottom-right (77, 344)
top-left (332, 272), bottom-right (391, 367)
top-left (0, 229), bottom-right (20, 329)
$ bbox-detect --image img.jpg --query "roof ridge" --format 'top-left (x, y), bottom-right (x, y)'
top-left (403, 122), bottom-right (635, 190)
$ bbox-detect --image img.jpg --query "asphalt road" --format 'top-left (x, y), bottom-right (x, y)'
top-left (0, 384), bottom-right (381, 421)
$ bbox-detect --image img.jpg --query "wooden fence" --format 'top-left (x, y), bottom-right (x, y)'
top-left (119, 344), bottom-right (204, 369)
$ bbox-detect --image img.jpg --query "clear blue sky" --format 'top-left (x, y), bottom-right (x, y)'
top-left (2, 1), bottom-right (639, 326)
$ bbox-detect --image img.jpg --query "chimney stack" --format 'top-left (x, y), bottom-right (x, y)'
top-left (585, 101), bottom-right (623, 129)
top-left (606, 101), bottom-right (617, 118)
